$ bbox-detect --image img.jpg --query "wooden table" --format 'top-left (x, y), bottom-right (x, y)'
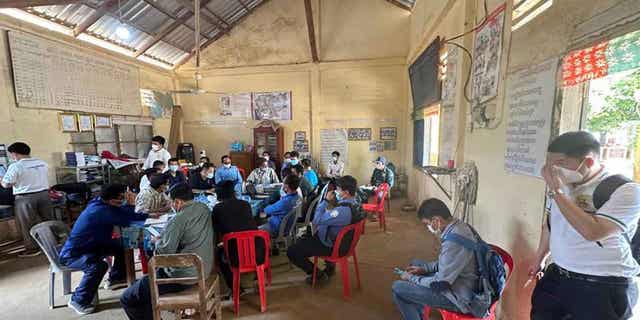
top-left (124, 248), bottom-right (136, 285)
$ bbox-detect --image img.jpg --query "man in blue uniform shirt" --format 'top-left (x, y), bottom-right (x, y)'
top-left (287, 175), bottom-right (360, 284)
top-left (259, 174), bottom-right (301, 237)
top-left (59, 184), bottom-right (154, 315)
top-left (215, 155), bottom-right (243, 194)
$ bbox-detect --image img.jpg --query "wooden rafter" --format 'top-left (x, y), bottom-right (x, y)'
top-left (174, 0), bottom-right (228, 32)
top-left (73, 0), bottom-right (117, 37)
top-left (385, 0), bottom-right (412, 11)
top-left (139, 0), bottom-right (210, 40)
top-left (0, 0), bottom-right (80, 8)
top-left (174, 0), bottom-right (270, 69)
top-left (303, 0), bottom-right (318, 62)
top-left (135, 0), bottom-right (212, 58)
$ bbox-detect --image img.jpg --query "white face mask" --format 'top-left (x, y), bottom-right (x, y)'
top-left (206, 172), bottom-right (214, 179)
top-left (556, 161), bottom-right (586, 184)
top-left (427, 223), bottom-right (441, 236)
top-left (224, 164), bottom-right (231, 168)
top-left (169, 165), bottom-right (179, 172)
top-left (263, 156), bottom-right (269, 161)
top-left (152, 145), bottom-right (161, 151)
top-left (332, 157), bottom-right (338, 162)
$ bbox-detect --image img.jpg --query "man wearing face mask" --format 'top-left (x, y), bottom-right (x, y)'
top-left (358, 156), bottom-right (395, 218)
top-left (281, 151), bottom-right (299, 178)
top-left (134, 174), bottom-right (172, 215)
top-left (166, 158), bottom-right (187, 188)
top-left (189, 162), bottom-right (216, 192)
top-left (143, 136), bottom-right (171, 171)
top-left (121, 183), bottom-right (214, 320)
top-left (59, 184), bottom-right (145, 315)
top-left (392, 198), bottom-right (479, 319)
top-left (247, 158), bottom-right (279, 185)
top-left (258, 174), bottom-right (301, 237)
top-left (215, 155), bottom-right (243, 194)
top-left (326, 151), bottom-right (344, 179)
top-left (262, 151), bottom-right (277, 171)
top-left (287, 175), bottom-right (362, 284)
top-left (529, 131), bottom-right (640, 320)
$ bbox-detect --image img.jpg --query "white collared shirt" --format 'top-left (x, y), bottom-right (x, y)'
top-left (549, 170), bottom-right (640, 277)
top-left (143, 148), bottom-right (171, 171)
top-left (2, 158), bottom-right (49, 195)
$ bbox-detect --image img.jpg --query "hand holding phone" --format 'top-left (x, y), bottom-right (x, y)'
top-left (393, 267), bottom-right (404, 275)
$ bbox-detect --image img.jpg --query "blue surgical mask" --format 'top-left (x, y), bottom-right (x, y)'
top-left (121, 198), bottom-right (128, 206)
top-left (335, 190), bottom-right (343, 201)
top-left (206, 172), bottom-right (214, 179)
top-left (290, 159), bottom-right (299, 166)
top-left (169, 165), bottom-right (179, 172)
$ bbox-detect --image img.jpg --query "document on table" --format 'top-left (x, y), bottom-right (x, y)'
top-left (145, 213), bottom-right (173, 226)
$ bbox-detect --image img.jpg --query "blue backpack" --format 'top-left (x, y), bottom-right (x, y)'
top-left (442, 227), bottom-right (507, 318)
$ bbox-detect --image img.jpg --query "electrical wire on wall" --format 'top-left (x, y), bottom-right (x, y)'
top-left (453, 162), bottom-right (478, 225)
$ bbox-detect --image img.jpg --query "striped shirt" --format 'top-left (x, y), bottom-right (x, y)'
top-left (135, 187), bottom-right (170, 214)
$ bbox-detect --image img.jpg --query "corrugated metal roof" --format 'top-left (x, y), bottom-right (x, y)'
top-left (11, 0), bottom-right (268, 68)
top-left (397, 0), bottom-right (415, 8)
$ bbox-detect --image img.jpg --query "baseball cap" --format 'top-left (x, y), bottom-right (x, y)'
top-left (373, 156), bottom-right (387, 165)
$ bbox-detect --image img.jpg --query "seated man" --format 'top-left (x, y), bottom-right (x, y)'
top-left (326, 150), bottom-right (344, 178)
top-left (166, 157), bottom-right (187, 187)
top-left (280, 151), bottom-right (292, 178)
top-left (139, 160), bottom-right (165, 191)
top-left (189, 162), bottom-right (216, 192)
top-left (392, 198), bottom-right (478, 320)
top-left (135, 174), bottom-right (171, 214)
top-left (358, 156), bottom-right (394, 219)
top-left (198, 156), bottom-right (210, 167)
top-left (287, 175), bottom-right (361, 284)
top-left (259, 174), bottom-right (301, 237)
top-left (247, 158), bottom-right (279, 186)
top-left (291, 164), bottom-right (314, 198)
top-left (59, 184), bottom-right (149, 315)
top-left (215, 155), bottom-right (243, 194)
top-left (302, 159), bottom-right (319, 190)
top-left (121, 183), bottom-right (214, 320)
top-left (212, 181), bottom-right (266, 294)
top-left (262, 151), bottom-right (277, 171)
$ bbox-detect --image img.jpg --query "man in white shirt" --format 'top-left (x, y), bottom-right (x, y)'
top-left (326, 151), bottom-right (344, 178)
top-left (1, 142), bottom-right (52, 257)
top-left (143, 136), bottom-right (171, 171)
top-left (529, 131), bottom-right (640, 319)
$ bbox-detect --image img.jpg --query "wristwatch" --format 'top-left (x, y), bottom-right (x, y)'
top-left (547, 188), bottom-right (564, 198)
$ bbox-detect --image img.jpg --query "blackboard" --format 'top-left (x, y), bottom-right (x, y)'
top-left (413, 119), bottom-right (425, 167)
top-left (409, 37), bottom-right (441, 110)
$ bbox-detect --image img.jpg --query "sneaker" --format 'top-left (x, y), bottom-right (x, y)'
top-left (18, 249), bottom-right (41, 258)
top-left (68, 299), bottom-right (95, 315)
top-left (103, 278), bottom-right (127, 290)
top-left (305, 271), bottom-right (329, 286)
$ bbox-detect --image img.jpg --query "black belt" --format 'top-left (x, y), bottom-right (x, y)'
top-left (548, 264), bottom-right (633, 284)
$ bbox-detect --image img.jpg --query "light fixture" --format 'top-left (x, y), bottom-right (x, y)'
top-left (115, 0), bottom-right (129, 40)
top-left (115, 24), bottom-right (130, 40)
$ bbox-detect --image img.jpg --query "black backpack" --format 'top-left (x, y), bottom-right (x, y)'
top-left (592, 174), bottom-right (640, 264)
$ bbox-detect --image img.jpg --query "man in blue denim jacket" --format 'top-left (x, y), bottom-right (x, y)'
top-left (259, 174), bottom-right (301, 237)
top-left (287, 175), bottom-right (358, 284)
top-left (392, 198), bottom-right (479, 319)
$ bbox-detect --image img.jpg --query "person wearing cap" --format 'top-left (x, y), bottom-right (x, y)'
top-left (135, 173), bottom-right (172, 215)
top-left (358, 156), bottom-right (394, 220)
top-left (143, 136), bottom-right (171, 171)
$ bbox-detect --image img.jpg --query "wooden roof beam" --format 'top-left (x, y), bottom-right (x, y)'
top-left (0, 0), bottom-right (80, 8)
top-left (73, 0), bottom-right (117, 37)
top-left (139, 0), bottom-right (210, 40)
top-left (174, 0), bottom-right (228, 32)
top-left (304, 0), bottom-right (318, 62)
top-left (385, 0), bottom-right (412, 11)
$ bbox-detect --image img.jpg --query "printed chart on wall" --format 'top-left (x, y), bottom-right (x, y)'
top-left (440, 46), bottom-right (460, 167)
top-left (321, 129), bottom-right (348, 166)
top-left (471, 3), bottom-right (506, 104)
top-left (219, 93), bottom-right (251, 118)
top-left (504, 57), bottom-right (559, 177)
top-left (140, 89), bottom-right (174, 119)
top-left (8, 31), bottom-right (141, 115)
top-left (252, 91), bottom-right (292, 120)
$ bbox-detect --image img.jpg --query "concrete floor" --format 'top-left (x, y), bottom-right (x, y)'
top-left (0, 200), bottom-right (441, 320)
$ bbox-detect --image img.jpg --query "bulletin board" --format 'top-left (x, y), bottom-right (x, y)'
top-left (8, 31), bottom-right (141, 115)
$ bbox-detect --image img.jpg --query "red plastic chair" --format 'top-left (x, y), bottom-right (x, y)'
top-left (362, 183), bottom-right (390, 232)
top-left (238, 167), bottom-right (246, 180)
top-left (111, 230), bottom-right (148, 274)
top-left (223, 230), bottom-right (272, 315)
top-left (423, 245), bottom-right (514, 320)
top-left (312, 220), bottom-right (365, 300)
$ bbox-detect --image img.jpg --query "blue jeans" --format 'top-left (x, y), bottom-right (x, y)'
top-left (391, 259), bottom-right (460, 320)
top-left (60, 241), bottom-right (125, 306)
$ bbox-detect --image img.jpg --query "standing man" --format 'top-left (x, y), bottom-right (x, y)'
top-left (1, 142), bottom-right (52, 257)
top-left (530, 131), bottom-right (640, 320)
top-left (143, 136), bottom-right (171, 171)
top-left (326, 151), bottom-right (344, 178)
top-left (215, 155), bottom-right (243, 194)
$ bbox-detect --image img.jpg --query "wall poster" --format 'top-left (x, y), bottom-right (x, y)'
top-left (252, 91), bottom-right (292, 120)
top-left (379, 127), bottom-right (398, 140)
top-left (219, 93), bottom-right (251, 118)
top-left (348, 128), bottom-right (372, 141)
top-left (471, 3), bottom-right (506, 104)
top-left (504, 57), bottom-right (559, 178)
top-left (320, 129), bottom-right (348, 166)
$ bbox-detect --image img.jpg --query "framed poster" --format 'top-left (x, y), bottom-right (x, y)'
top-left (471, 3), bottom-right (506, 104)
top-left (94, 115), bottom-right (112, 128)
top-left (294, 131), bottom-right (306, 141)
top-left (59, 113), bottom-right (78, 132)
top-left (78, 114), bottom-right (94, 132)
top-left (380, 127), bottom-right (397, 140)
top-left (252, 91), bottom-right (292, 120)
top-left (348, 128), bottom-right (372, 141)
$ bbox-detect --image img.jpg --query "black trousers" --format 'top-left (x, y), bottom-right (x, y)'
top-left (120, 269), bottom-right (188, 320)
top-left (531, 264), bottom-right (638, 320)
top-left (216, 246), bottom-right (234, 290)
top-left (287, 235), bottom-right (333, 275)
